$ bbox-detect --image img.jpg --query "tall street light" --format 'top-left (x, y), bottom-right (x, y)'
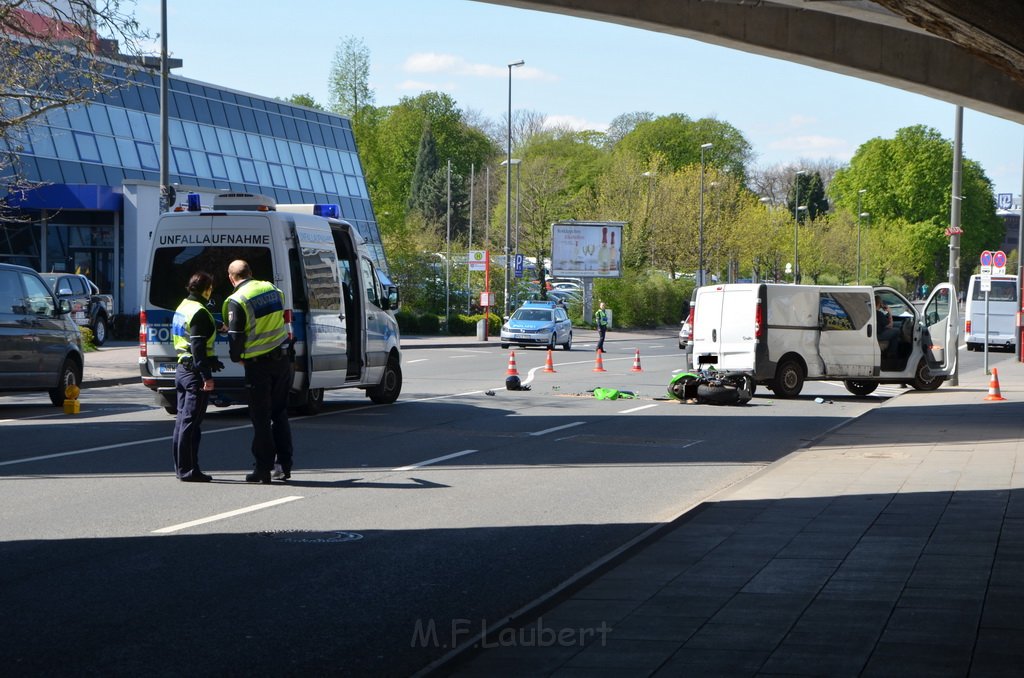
top-left (856, 188), bottom-right (867, 284)
top-left (501, 158), bottom-right (522, 300)
top-left (699, 143), bottom-right (713, 286)
top-left (504, 59), bottom-right (525, 318)
top-left (793, 169), bottom-right (807, 284)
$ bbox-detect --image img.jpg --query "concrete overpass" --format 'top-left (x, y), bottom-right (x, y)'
top-left (475, 0), bottom-right (1024, 125)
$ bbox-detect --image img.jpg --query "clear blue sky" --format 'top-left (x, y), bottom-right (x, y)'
top-left (142, 0), bottom-right (1024, 202)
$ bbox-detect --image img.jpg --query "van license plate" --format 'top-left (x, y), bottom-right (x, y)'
top-left (158, 363), bottom-right (177, 375)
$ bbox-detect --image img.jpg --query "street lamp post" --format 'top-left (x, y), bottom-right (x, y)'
top-left (642, 170), bottom-right (655, 264)
top-left (856, 189), bottom-right (867, 284)
top-left (699, 143), bottom-right (713, 286)
top-left (500, 158), bottom-right (521, 303)
top-left (504, 59), bottom-right (525, 318)
top-left (794, 169), bottom-right (806, 284)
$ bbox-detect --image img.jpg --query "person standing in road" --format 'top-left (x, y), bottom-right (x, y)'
top-left (595, 301), bottom-right (609, 353)
top-left (171, 271), bottom-right (224, 482)
top-left (224, 260), bottom-right (294, 484)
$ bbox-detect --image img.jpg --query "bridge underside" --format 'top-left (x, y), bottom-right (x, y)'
top-left (476, 0), bottom-right (1024, 124)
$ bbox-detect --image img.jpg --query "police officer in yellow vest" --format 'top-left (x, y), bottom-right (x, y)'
top-left (171, 271), bottom-right (224, 482)
top-left (224, 259), bottom-right (293, 484)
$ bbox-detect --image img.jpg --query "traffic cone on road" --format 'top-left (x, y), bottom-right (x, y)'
top-left (984, 367), bottom-right (1006, 401)
top-left (543, 348), bottom-right (557, 373)
top-left (631, 348), bottom-right (643, 372)
top-left (506, 350), bottom-right (519, 376)
top-left (592, 349), bottom-right (607, 372)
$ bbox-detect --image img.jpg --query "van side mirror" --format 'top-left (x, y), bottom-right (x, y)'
top-left (381, 285), bottom-right (400, 311)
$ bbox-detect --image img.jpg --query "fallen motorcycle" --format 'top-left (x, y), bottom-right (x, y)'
top-left (667, 368), bottom-right (755, 405)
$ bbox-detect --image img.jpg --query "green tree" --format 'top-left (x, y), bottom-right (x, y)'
top-left (280, 93), bottom-right (324, 110)
top-left (328, 35), bottom-right (373, 119)
top-left (830, 125), bottom-right (1002, 287)
top-left (615, 114), bottom-right (752, 183)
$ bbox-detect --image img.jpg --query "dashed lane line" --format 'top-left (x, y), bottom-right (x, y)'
top-left (152, 496), bottom-right (304, 534)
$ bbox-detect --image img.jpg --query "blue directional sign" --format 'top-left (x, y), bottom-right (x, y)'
top-left (514, 253), bottom-right (525, 278)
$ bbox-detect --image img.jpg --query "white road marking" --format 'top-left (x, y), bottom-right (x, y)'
top-left (529, 421), bottom-right (585, 437)
top-left (394, 449), bottom-right (479, 471)
top-left (152, 496), bottom-right (304, 534)
top-left (406, 358), bottom-right (428, 364)
top-left (620, 403), bottom-right (658, 414)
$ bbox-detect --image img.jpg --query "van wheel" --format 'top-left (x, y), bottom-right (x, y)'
top-left (966, 342), bottom-right (978, 352)
top-left (49, 358), bottom-right (82, 406)
top-left (844, 380), bottom-right (878, 396)
top-left (911, 358), bottom-right (944, 391)
top-left (772, 359), bottom-right (804, 398)
top-left (296, 388), bottom-right (324, 415)
top-left (367, 355), bottom-right (402, 404)
top-left (91, 315), bottom-right (108, 346)
top-left (501, 343), bottom-right (509, 349)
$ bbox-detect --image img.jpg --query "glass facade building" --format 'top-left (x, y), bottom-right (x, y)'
top-left (0, 62), bottom-right (383, 319)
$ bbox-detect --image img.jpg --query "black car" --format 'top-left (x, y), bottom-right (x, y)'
top-left (0, 263), bottom-right (84, 405)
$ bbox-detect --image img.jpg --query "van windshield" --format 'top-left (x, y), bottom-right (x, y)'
top-left (149, 246), bottom-right (274, 311)
top-left (972, 279), bottom-right (1017, 302)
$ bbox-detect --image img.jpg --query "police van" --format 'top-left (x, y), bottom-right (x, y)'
top-left (691, 282), bottom-right (958, 397)
top-left (140, 192), bottom-right (402, 414)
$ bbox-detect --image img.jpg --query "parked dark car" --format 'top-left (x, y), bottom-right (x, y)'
top-left (40, 272), bottom-right (114, 345)
top-left (0, 263), bottom-right (84, 405)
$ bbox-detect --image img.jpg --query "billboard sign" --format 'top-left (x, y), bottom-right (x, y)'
top-left (550, 221), bottom-right (624, 277)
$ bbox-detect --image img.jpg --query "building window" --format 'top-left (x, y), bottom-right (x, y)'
top-left (73, 132), bottom-right (101, 162)
top-left (136, 141), bottom-right (159, 170)
top-left (208, 154), bottom-right (228, 180)
top-left (239, 158), bottom-right (258, 184)
top-left (172, 148), bottom-right (195, 175)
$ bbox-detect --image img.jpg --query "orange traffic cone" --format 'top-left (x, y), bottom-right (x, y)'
top-left (506, 350), bottom-right (519, 376)
top-left (543, 348), bottom-right (557, 373)
top-left (592, 349), bottom-right (607, 372)
top-left (631, 348), bottom-right (643, 372)
top-left (984, 367), bottom-right (1006, 401)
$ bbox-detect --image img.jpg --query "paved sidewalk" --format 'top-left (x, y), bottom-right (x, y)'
top-left (441, 361), bottom-right (1024, 677)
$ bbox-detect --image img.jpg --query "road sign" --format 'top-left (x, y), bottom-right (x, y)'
top-left (980, 250), bottom-right (992, 274)
top-left (998, 193), bottom-right (1013, 210)
top-left (514, 253), bottom-right (524, 278)
top-left (981, 274), bottom-right (992, 292)
top-left (945, 226), bottom-right (962, 236)
top-left (480, 292), bottom-right (494, 306)
top-left (468, 250), bottom-right (487, 271)
top-left (993, 250), bottom-right (1007, 275)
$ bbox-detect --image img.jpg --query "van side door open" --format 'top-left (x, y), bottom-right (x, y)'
top-left (293, 224), bottom-right (347, 387)
top-left (922, 282), bottom-right (959, 376)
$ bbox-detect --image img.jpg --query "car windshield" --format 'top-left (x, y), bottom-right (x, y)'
top-left (513, 309), bottom-right (552, 322)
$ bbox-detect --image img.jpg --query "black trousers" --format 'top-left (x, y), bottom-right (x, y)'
top-left (244, 355), bottom-right (293, 473)
top-left (172, 364), bottom-right (209, 479)
top-left (596, 325), bottom-right (607, 352)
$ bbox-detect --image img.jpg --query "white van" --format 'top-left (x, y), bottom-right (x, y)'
top-left (691, 283), bottom-right (958, 397)
top-left (140, 193), bottom-right (402, 415)
top-left (964, 274), bottom-right (1018, 352)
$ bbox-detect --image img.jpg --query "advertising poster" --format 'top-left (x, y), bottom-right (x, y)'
top-left (550, 221), bottom-right (624, 278)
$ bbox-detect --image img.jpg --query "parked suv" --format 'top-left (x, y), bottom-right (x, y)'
top-left (0, 263), bottom-right (84, 405)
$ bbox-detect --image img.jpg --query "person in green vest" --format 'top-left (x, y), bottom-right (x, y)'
top-left (595, 301), bottom-right (609, 352)
top-left (171, 271), bottom-right (224, 482)
top-left (224, 259), bottom-right (293, 484)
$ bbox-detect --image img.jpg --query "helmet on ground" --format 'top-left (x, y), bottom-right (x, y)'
top-left (506, 375), bottom-right (522, 391)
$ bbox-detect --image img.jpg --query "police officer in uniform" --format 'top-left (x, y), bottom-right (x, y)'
top-left (171, 271), bottom-right (224, 482)
top-left (594, 301), bottom-right (609, 353)
top-left (224, 260), bottom-right (293, 483)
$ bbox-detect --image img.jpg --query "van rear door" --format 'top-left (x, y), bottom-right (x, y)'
top-left (691, 286), bottom-right (724, 368)
top-left (293, 224), bottom-right (347, 386)
top-left (921, 282), bottom-right (959, 376)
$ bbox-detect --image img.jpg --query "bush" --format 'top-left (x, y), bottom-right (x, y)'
top-left (396, 310), bottom-right (419, 335)
top-left (418, 313), bottom-right (441, 335)
top-left (80, 326), bottom-right (97, 352)
top-left (593, 271), bottom-right (692, 327)
top-left (445, 312), bottom-right (502, 336)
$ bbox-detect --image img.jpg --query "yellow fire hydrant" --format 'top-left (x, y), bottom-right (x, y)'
top-left (63, 384), bottom-right (81, 415)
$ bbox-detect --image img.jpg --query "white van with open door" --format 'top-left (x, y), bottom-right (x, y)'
top-left (691, 283), bottom-right (958, 397)
top-left (140, 193), bottom-right (402, 414)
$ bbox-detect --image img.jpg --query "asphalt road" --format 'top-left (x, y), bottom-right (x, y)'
top-left (0, 333), bottom-right (935, 676)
